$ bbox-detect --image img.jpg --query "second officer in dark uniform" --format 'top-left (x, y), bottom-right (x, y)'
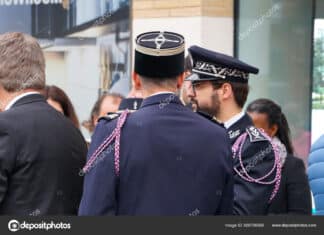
top-left (78, 32), bottom-right (234, 215)
top-left (185, 46), bottom-right (282, 215)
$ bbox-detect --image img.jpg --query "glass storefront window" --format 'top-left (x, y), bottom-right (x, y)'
top-left (69, 0), bottom-right (129, 27)
top-left (312, 1), bottom-right (324, 143)
top-left (236, 0), bottom-right (314, 162)
top-left (0, 1), bottom-right (131, 141)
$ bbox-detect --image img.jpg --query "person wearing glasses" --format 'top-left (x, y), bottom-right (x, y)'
top-left (78, 32), bottom-right (234, 216)
top-left (185, 46), bottom-right (282, 215)
top-left (181, 55), bottom-right (221, 125)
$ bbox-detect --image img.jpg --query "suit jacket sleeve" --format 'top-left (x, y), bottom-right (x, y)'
top-left (217, 172), bottom-right (234, 215)
top-left (0, 129), bottom-right (15, 207)
top-left (286, 157), bottom-right (312, 214)
top-left (78, 120), bottom-right (118, 215)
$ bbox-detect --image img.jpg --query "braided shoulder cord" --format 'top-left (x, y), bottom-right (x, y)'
top-left (82, 110), bottom-right (130, 176)
top-left (232, 129), bottom-right (282, 202)
top-left (113, 110), bottom-right (129, 176)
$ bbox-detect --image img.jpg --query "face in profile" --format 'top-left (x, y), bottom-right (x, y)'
top-left (181, 80), bottom-right (193, 107)
top-left (47, 98), bottom-right (64, 114)
top-left (186, 81), bottom-right (221, 117)
top-left (91, 95), bottom-right (122, 127)
top-left (98, 96), bottom-right (120, 118)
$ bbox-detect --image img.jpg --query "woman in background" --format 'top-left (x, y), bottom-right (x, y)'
top-left (247, 98), bottom-right (311, 214)
top-left (82, 93), bottom-right (123, 134)
top-left (42, 85), bottom-right (80, 129)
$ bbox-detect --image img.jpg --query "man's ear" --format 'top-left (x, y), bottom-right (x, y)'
top-left (220, 82), bottom-right (232, 99)
top-left (132, 72), bottom-right (142, 90)
top-left (176, 73), bottom-right (185, 89)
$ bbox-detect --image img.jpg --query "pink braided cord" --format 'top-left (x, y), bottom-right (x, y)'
top-left (114, 110), bottom-right (129, 176)
top-left (232, 129), bottom-right (282, 202)
top-left (82, 110), bottom-right (129, 175)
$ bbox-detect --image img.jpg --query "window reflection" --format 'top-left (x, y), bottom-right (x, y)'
top-left (68, 0), bottom-right (129, 27)
top-left (236, 0), bottom-right (313, 162)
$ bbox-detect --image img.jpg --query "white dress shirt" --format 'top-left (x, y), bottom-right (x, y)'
top-left (5, 92), bottom-right (40, 111)
top-left (224, 111), bottom-right (245, 129)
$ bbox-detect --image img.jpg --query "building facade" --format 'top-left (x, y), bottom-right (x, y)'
top-left (131, 0), bottom-right (323, 162)
top-left (0, 0), bottom-right (322, 158)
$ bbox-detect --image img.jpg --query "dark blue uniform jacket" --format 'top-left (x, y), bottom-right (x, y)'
top-left (79, 94), bottom-right (233, 215)
top-left (228, 114), bottom-right (279, 215)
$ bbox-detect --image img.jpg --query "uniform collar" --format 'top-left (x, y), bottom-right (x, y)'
top-left (224, 111), bottom-right (245, 129)
top-left (5, 92), bottom-right (41, 111)
top-left (226, 113), bottom-right (253, 144)
top-left (118, 98), bottom-right (143, 111)
top-left (147, 91), bottom-right (175, 97)
top-left (140, 93), bottom-right (183, 109)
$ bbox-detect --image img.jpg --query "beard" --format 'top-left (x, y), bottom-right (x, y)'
top-left (190, 92), bottom-right (220, 117)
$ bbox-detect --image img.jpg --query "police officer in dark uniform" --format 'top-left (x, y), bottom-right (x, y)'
top-left (185, 46), bottom-right (282, 215)
top-left (78, 32), bottom-right (234, 216)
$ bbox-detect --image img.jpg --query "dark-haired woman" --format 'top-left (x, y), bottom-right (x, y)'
top-left (42, 85), bottom-right (80, 129)
top-left (247, 98), bottom-right (312, 215)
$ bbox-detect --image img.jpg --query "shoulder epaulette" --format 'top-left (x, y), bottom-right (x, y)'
top-left (246, 126), bottom-right (268, 143)
top-left (98, 112), bottom-right (120, 123)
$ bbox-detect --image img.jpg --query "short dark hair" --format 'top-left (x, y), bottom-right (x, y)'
top-left (212, 81), bottom-right (249, 108)
top-left (246, 98), bottom-right (294, 154)
top-left (139, 75), bottom-right (178, 87)
top-left (82, 93), bottom-right (124, 133)
top-left (94, 92), bottom-right (124, 117)
top-left (184, 55), bottom-right (193, 71)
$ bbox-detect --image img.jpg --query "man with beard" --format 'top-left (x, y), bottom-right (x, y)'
top-left (185, 46), bottom-right (282, 215)
top-left (78, 32), bottom-right (234, 215)
top-left (181, 55), bottom-right (220, 124)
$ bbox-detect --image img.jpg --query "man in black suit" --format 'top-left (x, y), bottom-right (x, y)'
top-left (0, 32), bottom-right (87, 215)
